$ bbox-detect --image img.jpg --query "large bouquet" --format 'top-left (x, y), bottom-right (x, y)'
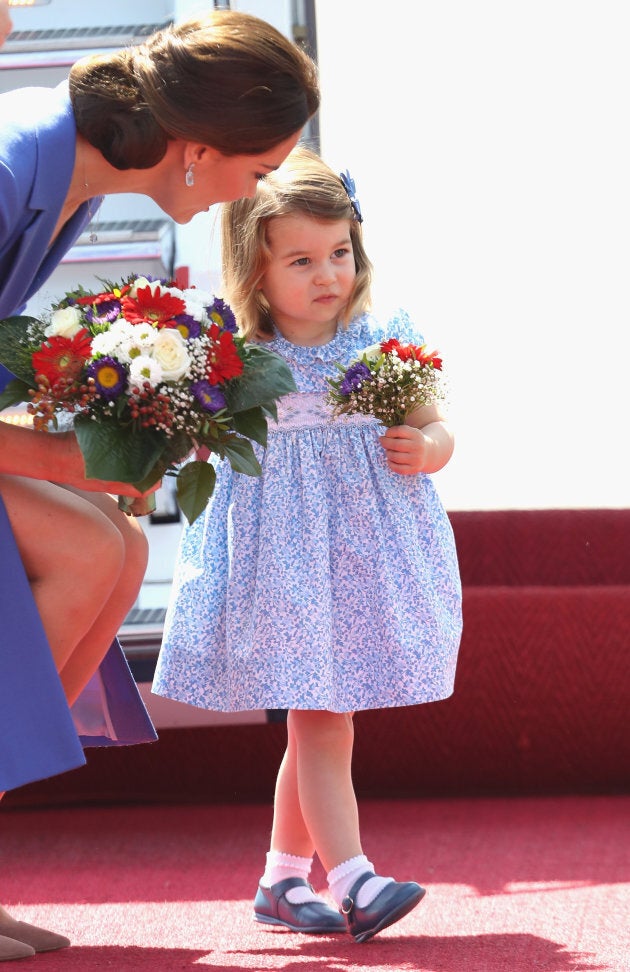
top-left (0, 275), bottom-right (295, 523)
top-left (326, 337), bottom-right (444, 426)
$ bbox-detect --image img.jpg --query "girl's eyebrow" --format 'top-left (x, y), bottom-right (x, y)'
top-left (278, 236), bottom-right (352, 258)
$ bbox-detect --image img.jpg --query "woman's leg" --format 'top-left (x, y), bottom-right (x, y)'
top-left (0, 478), bottom-right (148, 958)
top-left (54, 487), bottom-right (148, 704)
top-left (0, 475), bottom-right (148, 703)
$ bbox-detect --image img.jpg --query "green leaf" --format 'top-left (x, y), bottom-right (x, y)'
top-left (231, 406), bottom-right (268, 447)
top-left (74, 414), bottom-right (166, 485)
top-left (221, 435), bottom-right (262, 477)
top-left (0, 378), bottom-right (31, 411)
top-left (224, 346), bottom-right (296, 414)
top-left (176, 460), bottom-right (217, 524)
top-left (0, 316), bottom-right (44, 382)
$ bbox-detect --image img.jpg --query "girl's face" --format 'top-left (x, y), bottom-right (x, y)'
top-left (260, 214), bottom-right (357, 345)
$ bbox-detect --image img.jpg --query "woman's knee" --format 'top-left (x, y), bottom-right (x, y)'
top-left (1, 476), bottom-right (126, 586)
top-left (116, 514), bottom-right (149, 582)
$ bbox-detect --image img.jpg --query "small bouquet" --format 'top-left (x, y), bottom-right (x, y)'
top-left (327, 337), bottom-right (444, 426)
top-left (0, 275), bottom-right (296, 523)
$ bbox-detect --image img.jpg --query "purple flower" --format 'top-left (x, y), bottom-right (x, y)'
top-left (191, 380), bottom-right (227, 412)
top-left (86, 356), bottom-right (126, 400)
top-left (84, 298), bottom-right (122, 325)
top-left (339, 362), bottom-right (372, 396)
top-left (173, 314), bottom-right (201, 339)
top-left (206, 297), bottom-right (237, 333)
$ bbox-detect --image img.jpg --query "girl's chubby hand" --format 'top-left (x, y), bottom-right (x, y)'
top-left (378, 404), bottom-right (455, 476)
top-left (379, 425), bottom-right (433, 475)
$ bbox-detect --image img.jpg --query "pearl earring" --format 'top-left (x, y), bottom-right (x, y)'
top-left (185, 164), bottom-right (195, 187)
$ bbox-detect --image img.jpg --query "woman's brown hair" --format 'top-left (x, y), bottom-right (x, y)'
top-left (69, 9), bottom-right (319, 170)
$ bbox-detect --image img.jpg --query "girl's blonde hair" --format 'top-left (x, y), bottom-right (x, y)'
top-left (221, 146), bottom-right (373, 340)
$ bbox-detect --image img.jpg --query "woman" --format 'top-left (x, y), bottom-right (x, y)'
top-left (0, 8), bottom-right (319, 960)
top-left (0, 0), bottom-right (11, 46)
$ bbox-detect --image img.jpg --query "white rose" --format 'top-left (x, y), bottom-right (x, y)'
top-left (151, 328), bottom-right (191, 381)
top-left (362, 343), bottom-right (384, 363)
top-left (128, 276), bottom-right (160, 298)
top-left (44, 305), bottom-right (84, 338)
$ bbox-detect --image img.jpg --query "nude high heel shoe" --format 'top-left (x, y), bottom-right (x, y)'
top-left (0, 906), bottom-right (70, 954)
top-left (0, 934), bottom-right (35, 961)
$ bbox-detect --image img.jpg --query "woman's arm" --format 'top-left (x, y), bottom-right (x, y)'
top-left (0, 420), bottom-right (150, 495)
top-left (378, 402), bottom-right (455, 476)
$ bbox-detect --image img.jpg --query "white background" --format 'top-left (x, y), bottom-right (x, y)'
top-left (315, 0), bottom-right (630, 510)
top-left (8, 0), bottom-right (629, 512)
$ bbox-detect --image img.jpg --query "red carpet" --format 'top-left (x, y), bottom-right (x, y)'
top-left (2, 795), bottom-right (629, 970)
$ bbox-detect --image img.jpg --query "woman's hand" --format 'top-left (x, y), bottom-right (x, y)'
top-left (53, 433), bottom-right (159, 496)
top-left (0, 422), bottom-right (157, 497)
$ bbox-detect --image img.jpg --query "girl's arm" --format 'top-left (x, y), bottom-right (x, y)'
top-left (378, 402), bottom-right (454, 475)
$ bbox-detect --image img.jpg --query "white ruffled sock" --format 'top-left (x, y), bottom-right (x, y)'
top-left (260, 851), bottom-right (322, 905)
top-left (327, 854), bottom-right (394, 909)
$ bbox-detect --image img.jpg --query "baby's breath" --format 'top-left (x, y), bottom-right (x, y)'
top-left (327, 338), bottom-right (444, 427)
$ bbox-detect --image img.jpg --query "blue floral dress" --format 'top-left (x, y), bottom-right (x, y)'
top-left (153, 309), bottom-right (462, 713)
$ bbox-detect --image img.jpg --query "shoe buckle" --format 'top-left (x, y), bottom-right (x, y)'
top-left (340, 894), bottom-right (354, 915)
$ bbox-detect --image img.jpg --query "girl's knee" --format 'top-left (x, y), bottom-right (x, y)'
top-left (289, 709), bottom-right (355, 745)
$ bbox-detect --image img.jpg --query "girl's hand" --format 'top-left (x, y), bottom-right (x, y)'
top-left (378, 403), bottom-right (455, 475)
top-left (379, 425), bottom-right (434, 475)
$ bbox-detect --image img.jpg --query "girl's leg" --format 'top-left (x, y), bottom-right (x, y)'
top-left (281, 709), bottom-right (361, 872)
top-left (253, 711), bottom-right (353, 933)
top-left (280, 710), bottom-right (425, 943)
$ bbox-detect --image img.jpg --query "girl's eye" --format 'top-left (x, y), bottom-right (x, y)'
top-left (333, 248), bottom-right (350, 259)
top-left (292, 257), bottom-right (310, 267)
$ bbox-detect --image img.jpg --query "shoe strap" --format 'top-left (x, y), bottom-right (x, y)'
top-left (340, 871), bottom-right (376, 915)
top-left (268, 876), bottom-right (311, 897)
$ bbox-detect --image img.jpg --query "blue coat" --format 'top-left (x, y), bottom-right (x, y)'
top-left (0, 83), bottom-right (156, 792)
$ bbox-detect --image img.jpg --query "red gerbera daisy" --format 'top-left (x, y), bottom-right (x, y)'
top-left (380, 338), bottom-right (402, 355)
top-left (121, 285), bottom-right (186, 327)
top-left (412, 345), bottom-right (442, 369)
top-left (73, 284), bottom-right (131, 307)
top-left (205, 325), bottom-right (244, 384)
top-left (32, 329), bottom-right (93, 387)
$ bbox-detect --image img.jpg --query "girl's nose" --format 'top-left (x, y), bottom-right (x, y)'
top-left (313, 264), bottom-right (335, 285)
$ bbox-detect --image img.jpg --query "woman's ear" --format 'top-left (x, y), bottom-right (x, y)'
top-left (184, 143), bottom-right (223, 168)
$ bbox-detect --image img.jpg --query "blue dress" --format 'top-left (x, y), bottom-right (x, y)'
top-left (153, 310), bottom-right (462, 713)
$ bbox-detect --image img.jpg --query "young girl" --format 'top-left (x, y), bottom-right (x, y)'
top-left (153, 147), bottom-right (462, 943)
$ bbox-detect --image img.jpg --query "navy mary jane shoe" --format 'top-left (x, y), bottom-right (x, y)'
top-left (254, 877), bottom-right (346, 934)
top-left (341, 872), bottom-right (426, 943)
